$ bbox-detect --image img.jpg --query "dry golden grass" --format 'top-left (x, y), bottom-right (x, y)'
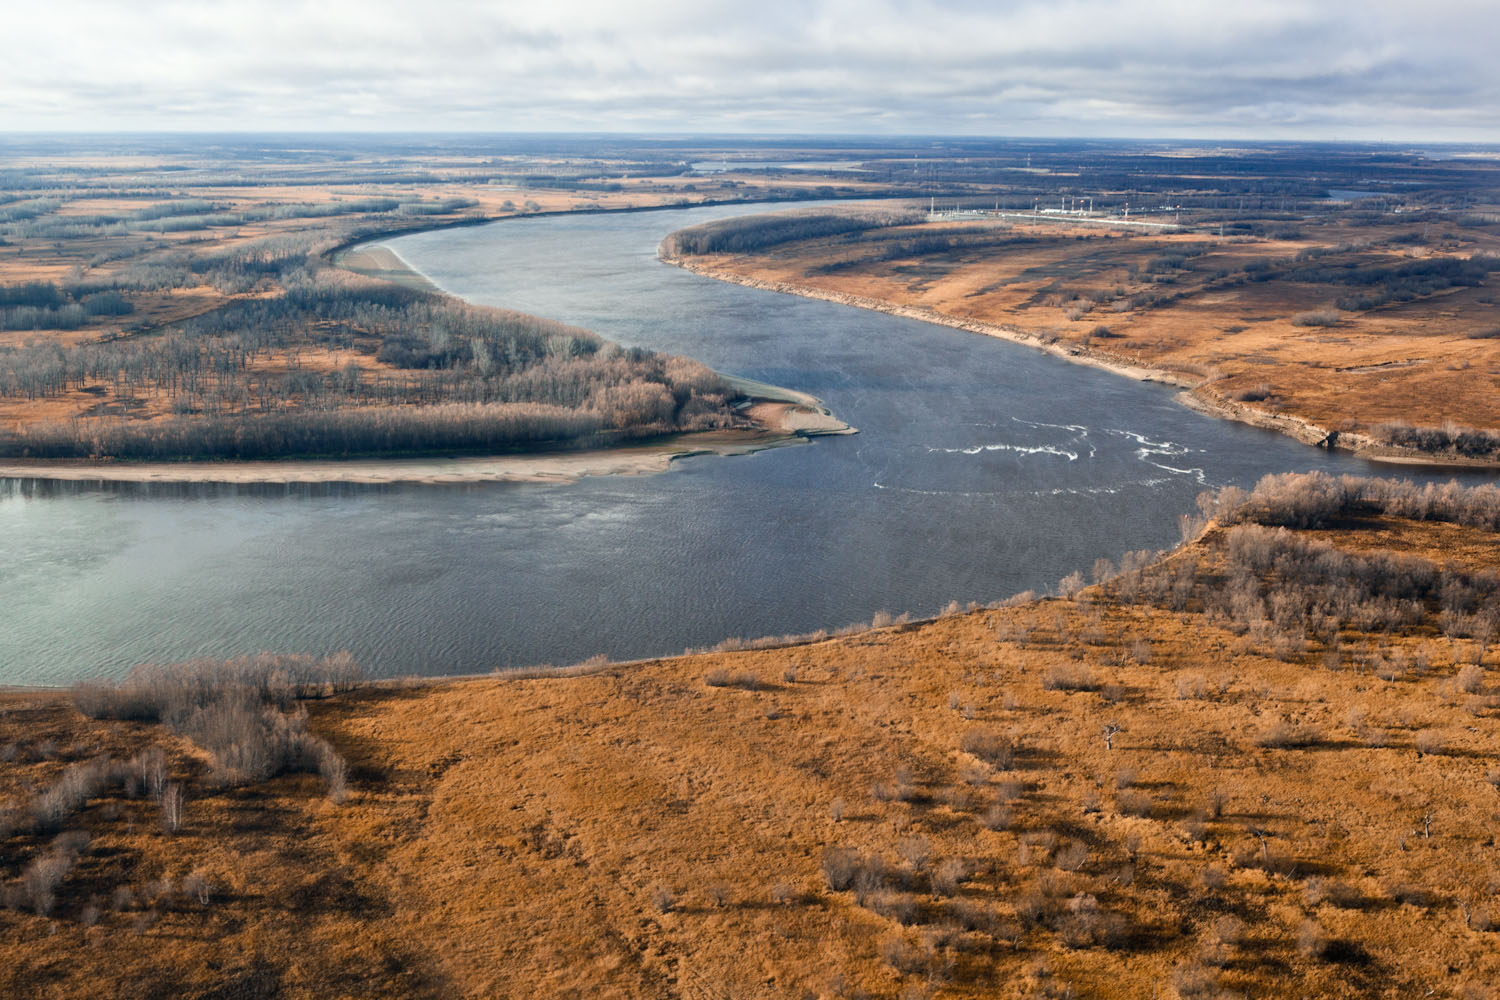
top-left (4, 508), bottom-right (1499, 998)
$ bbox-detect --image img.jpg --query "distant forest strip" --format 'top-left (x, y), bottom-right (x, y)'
top-left (0, 238), bottom-right (742, 460)
top-left (659, 207), bottom-right (922, 256)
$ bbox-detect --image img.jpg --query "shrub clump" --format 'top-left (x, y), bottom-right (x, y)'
top-left (71, 653), bottom-right (358, 794)
top-left (961, 728), bottom-right (1017, 769)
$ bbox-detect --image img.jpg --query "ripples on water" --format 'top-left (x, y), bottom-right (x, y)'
top-left (3, 203), bottom-right (1490, 684)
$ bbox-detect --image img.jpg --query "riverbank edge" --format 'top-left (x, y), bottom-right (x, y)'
top-left (0, 427), bottom-right (803, 486)
top-left (661, 253), bottom-right (1500, 472)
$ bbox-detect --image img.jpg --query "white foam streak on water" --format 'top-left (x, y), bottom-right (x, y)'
top-left (1101, 427), bottom-right (1210, 484)
top-left (927, 443), bottom-right (1080, 460)
top-left (1147, 463), bottom-right (1209, 484)
top-left (1012, 418), bottom-right (1089, 434)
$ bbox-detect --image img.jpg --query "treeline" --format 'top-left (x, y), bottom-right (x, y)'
top-left (1377, 422), bottom-right (1500, 461)
top-left (1220, 471), bottom-right (1500, 531)
top-left (0, 281), bottom-right (134, 330)
top-left (1276, 254), bottom-right (1500, 311)
top-left (812, 230), bottom-right (1041, 273)
top-left (8, 402), bottom-right (632, 461)
top-left (0, 195), bottom-right (477, 242)
top-left (660, 208), bottom-right (922, 256)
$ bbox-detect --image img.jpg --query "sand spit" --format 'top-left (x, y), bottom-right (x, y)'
top-left (0, 407), bottom-right (853, 486)
top-left (1, 449), bottom-right (686, 486)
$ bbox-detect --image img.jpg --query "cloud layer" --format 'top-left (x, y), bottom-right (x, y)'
top-left (5, 0), bottom-right (1496, 139)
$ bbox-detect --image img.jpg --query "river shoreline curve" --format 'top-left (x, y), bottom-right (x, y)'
top-left (660, 253), bottom-right (1500, 472)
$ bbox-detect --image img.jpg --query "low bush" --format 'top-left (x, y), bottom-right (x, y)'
top-left (703, 668), bottom-right (760, 690)
top-left (1256, 720), bottom-right (1323, 749)
top-left (1041, 664), bottom-right (1099, 692)
top-left (1291, 309), bottom-right (1340, 327)
top-left (961, 728), bottom-right (1016, 769)
top-left (821, 847), bottom-right (860, 892)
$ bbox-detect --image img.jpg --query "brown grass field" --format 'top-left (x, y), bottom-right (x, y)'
top-left (671, 210), bottom-right (1500, 462)
top-left (4, 478), bottom-right (1500, 999)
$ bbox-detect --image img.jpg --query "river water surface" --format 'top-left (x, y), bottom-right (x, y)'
top-left (2, 203), bottom-right (1484, 684)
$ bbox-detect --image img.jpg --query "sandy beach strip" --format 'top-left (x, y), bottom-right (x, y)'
top-left (330, 244), bottom-right (443, 293)
top-left (0, 405), bottom-right (853, 486)
top-left (0, 444), bottom-right (724, 486)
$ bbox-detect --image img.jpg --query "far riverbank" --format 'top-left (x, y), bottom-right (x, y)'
top-left (661, 253), bottom-right (1500, 472)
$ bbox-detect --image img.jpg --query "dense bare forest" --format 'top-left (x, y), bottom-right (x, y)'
top-left (659, 207), bottom-right (923, 256)
top-left (0, 237), bottom-right (739, 460)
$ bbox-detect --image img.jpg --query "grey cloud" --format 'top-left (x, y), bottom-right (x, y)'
top-left (1, 0), bottom-right (1494, 139)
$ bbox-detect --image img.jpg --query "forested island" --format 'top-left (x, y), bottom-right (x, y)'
top-left (1, 260), bottom-right (739, 460)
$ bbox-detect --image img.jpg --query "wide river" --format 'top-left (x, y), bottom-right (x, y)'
top-left (3, 203), bottom-right (1487, 685)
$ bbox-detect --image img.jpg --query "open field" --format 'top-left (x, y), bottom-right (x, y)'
top-left (4, 473), bottom-right (1500, 998)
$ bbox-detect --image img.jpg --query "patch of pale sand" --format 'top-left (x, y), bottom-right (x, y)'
top-left (0, 401), bottom-right (855, 485)
top-left (0, 447), bottom-right (694, 486)
top-left (331, 244), bottom-right (442, 293)
top-left (743, 400), bottom-right (853, 435)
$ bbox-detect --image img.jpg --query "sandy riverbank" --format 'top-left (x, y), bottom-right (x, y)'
top-left (664, 254), bottom-right (1500, 471)
top-left (0, 403), bottom-right (852, 485)
top-left (331, 244), bottom-right (443, 293)
top-left (0, 447), bottom-right (696, 486)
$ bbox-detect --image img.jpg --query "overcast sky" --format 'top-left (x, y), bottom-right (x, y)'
top-left (4, 0), bottom-right (1496, 140)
